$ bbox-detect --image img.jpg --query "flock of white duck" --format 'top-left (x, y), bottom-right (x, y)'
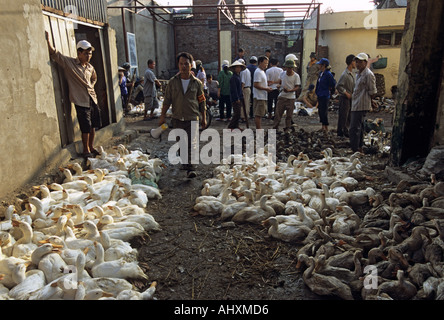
top-left (0, 144), bottom-right (163, 300)
top-left (193, 147), bottom-right (444, 300)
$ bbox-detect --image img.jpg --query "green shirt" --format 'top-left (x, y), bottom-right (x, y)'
top-left (163, 74), bottom-right (206, 121)
top-left (217, 70), bottom-right (233, 96)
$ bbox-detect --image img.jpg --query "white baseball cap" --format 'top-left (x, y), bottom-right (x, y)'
top-left (355, 52), bottom-right (369, 61)
top-left (222, 60), bottom-right (230, 68)
top-left (76, 40), bottom-right (94, 51)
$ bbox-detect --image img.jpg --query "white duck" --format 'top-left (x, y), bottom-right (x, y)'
top-left (220, 190), bottom-right (254, 221)
top-left (0, 205), bottom-right (16, 232)
top-left (91, 242), bottom-right (148, 281)
top-left (232, 195), bottom-right (276, 224)
top-left (0, 231), bottom-right (15, 257)
top-left (100, 231), bottom-right (138, 263)
top-left (11, 220), bottom-right (38, 259)
top-left (31, 243), bottom-right (67, 283)
top-left (262, 216), bottom-right (311, 243)
top-left (7, 268), bottom-right (46, 300)
top-left (108, 206), bottom-right (161, 232)
top-left (118, 181), bottom-right (162, 200)
top-left (116, 281), bottom-right (157, 300)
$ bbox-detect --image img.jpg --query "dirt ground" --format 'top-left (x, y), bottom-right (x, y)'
top-left (0, 101), bottom-right (399, 301)
top-left (116, 104), bottom-right (396, 300)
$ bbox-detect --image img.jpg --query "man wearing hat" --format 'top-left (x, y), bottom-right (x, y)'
top-left (349, 52), bottom-right (377, 153)
top-left (45, 31), bottom-right (101, 158)
top-left (228, 60), bottom-right (246, 130)
top-left (217, 60), bottom-right (233, 121)
top-left (272, 59), bottom-right (301, 130)
top-left (315, 58), bottom-right (336, 132)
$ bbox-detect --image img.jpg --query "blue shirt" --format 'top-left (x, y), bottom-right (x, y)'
top-left (246, 64), bottom-right (257, 88)
top-left (315, 70), bottom-right (336, 98)
top-left (120, 75), bottom-right (128, 95)
top-left (230, 72), bottom-right (243, 103)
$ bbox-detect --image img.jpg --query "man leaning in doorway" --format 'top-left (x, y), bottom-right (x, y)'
top-left (158, 52), bottom-right (206, 179)
top-left (45, 31), bottom-right (101, 158)
top-left (349, 53), bottom-right (377, 153)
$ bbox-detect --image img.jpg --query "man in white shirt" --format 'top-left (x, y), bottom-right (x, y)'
top-left (265, 58), bottom-right (283, 119)
top-left (272, 59), bottom-right (301, 130)
top-left (253, 56), bottom-right (273, 129)
top-left (239, 59), bottom-right (251, 122)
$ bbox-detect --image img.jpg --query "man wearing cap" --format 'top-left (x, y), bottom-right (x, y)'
top-left (335, 54), bottom-right (356, 138)
top-left (217, 60), bottom-right (233, 121)
top-left (349, 53), bottom-right (377, 153)
top-left (228, 60), bottom-right (246, 130)
top-left (246, 56), bottom-right (258, 118)
top-left (272, 59), bottom-right (301, 130)
top-left (143, 59), bottom-right (161, 120)
top-left (45, 31), bottom-right (101, 158)
top-left (315, 58), bottom-right (336, 132)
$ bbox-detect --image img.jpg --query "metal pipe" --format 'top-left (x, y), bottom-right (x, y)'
top-left (121, 7), bottom-right (129, 63)
top-left (217, 7), bottom-right (221, 72)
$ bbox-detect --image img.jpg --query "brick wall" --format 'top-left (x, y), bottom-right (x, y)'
top-left (174, 0), bottom-right (288, 76)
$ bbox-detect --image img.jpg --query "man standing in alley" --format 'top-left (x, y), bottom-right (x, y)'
top-left (253, 56), bottom-right (273, 129)
top-left (350, 53), bottom-right (377, 153)
top-left (45, 31), bottom-right (101, 158)
top-left (266, 58), bottom-right (283, 120)
top-left (143, 59), bottom-right (161, 120)
top-left (336, 54), bottom-right (356, 138)
top-left (158, 52), bottom-right (206, 178)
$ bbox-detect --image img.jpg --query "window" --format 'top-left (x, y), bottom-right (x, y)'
top-left (377, 31), bottom-right (403, 47)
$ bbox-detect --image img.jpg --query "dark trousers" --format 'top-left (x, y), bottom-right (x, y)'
top-left (337, 95), bottom-right (351, 136)
top-left (171, 119), bottom-right (198, 167)
top-left (228, 101), bottom-right (241, 129)
top-left (219, 95), bottom-right (232, 119)
top-left (267, 89), bottom-right (279, 115)
top-left (349, 111), bottom-right (366, 151)
top-left (317, 96), bottom-right (329, 126)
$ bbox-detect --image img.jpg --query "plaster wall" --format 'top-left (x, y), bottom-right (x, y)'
top-left (0, 0), bottom-right (70, 199)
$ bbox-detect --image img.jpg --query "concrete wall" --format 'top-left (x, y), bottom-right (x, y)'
top-left (0, 1), bottom-right (125, 201)
top-left (0, 0), bottom-right (70, 199)
top-left (303, 8), bottom-right (407, 97)
top-left (107, 1), bottom-right (176, 79)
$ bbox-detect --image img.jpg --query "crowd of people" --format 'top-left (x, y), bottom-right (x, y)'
top-left (47, 30), bottom-right (376, 178)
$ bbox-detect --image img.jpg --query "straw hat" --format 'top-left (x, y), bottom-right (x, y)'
top-left (229, 60), bottom-right (246, 71)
